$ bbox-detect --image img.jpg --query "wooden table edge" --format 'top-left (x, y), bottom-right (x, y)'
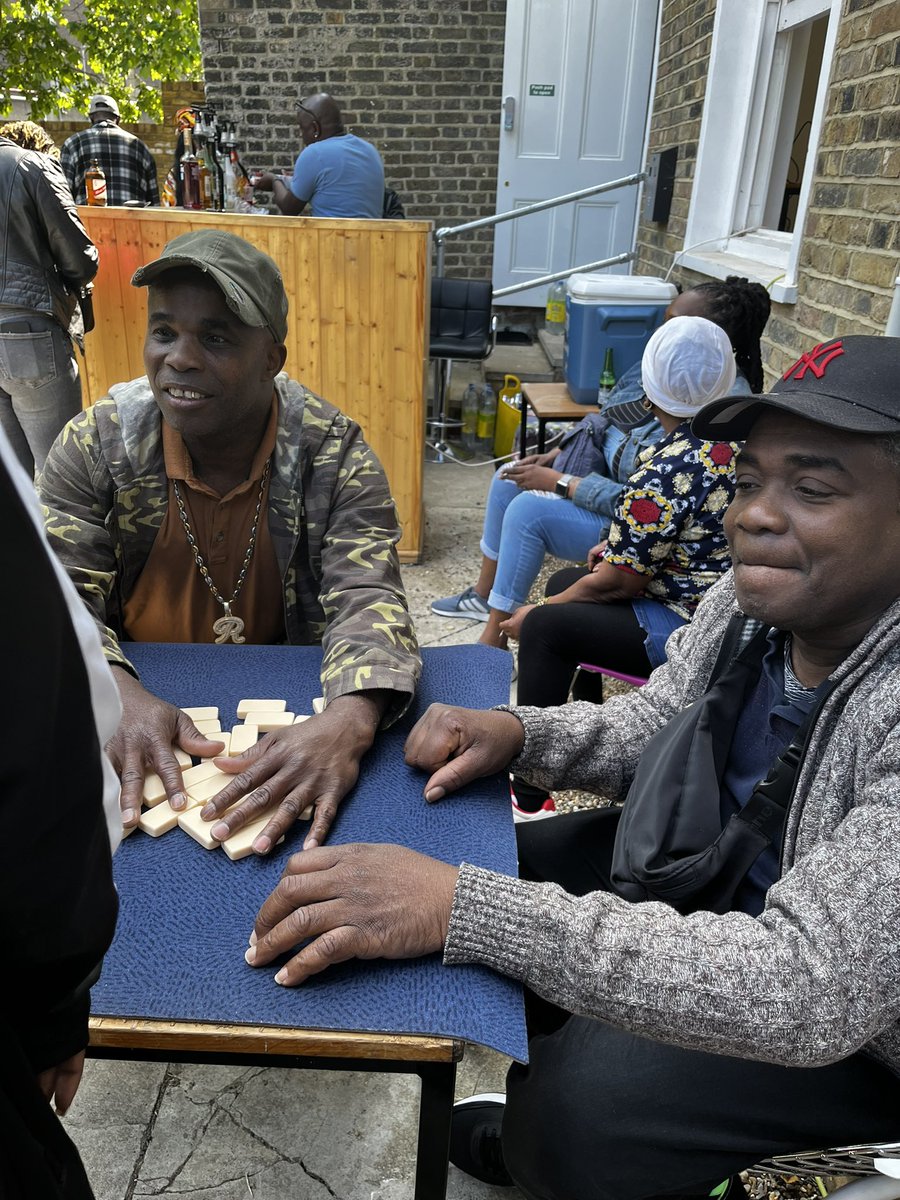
top-left (89, 1015), bottom-right (464, 1063)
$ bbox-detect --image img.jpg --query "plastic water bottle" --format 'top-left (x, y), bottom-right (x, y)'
top-left (477, 382), bottom-right (497, 453)
top-left (545, 280), bottom-right (566, 333)
top-left (461, 383), bottom-right (480, 451)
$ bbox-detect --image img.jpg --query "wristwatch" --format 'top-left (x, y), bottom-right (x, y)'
top-left (555, 473), bottom-right (573, 498)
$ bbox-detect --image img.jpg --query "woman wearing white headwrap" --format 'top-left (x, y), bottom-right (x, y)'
top-left (505, 316), bottom-right (743, 817)
top-left (432, 278), bottom-right (770, 650)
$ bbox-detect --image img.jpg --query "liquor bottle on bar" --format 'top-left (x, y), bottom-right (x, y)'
top-left (181, 132), bottom-right (201, 210)
top-left (193, 112), bottom-right (209, 209)
top-left (85, 158), bottom-right (107, 206)
top-left (206, 111), bottom-right (224, 210)
top-left (161, 169), bottom-right (177, 207)
top-left (197, 146), bottom-right (212, 209)
top-left (597, 347), bottom-right (616, 403)
top-left (228, 121), bottom-right (255, 203)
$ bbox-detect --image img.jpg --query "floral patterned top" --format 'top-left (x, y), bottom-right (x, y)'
top-left (603, 426), bottom-right (739, 620)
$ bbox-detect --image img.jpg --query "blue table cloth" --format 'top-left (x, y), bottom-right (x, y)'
top-left (93, 643), bottom-right (528, 1062)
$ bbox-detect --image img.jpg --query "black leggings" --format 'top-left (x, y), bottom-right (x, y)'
top-left (517, 567), bottom-right (652, 709)
top-left (512, 569), bottom-right (652, 810)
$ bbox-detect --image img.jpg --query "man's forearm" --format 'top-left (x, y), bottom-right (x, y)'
top-left (272, 177), bottom-right (306, 216)
top-left (322, 690), bottom-right (393, 748)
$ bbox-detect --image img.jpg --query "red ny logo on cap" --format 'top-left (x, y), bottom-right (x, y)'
top-left (783, 339), bottom-right (844, 381)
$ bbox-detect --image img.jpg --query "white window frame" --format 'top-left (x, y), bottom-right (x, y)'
top-left (677, 0), bottom-right (842, 304)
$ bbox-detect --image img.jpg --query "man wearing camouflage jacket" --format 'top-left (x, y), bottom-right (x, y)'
top-left (39, 230), bottom-right (420, 855)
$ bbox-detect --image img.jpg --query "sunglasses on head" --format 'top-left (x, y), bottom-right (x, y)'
top-left (295, 101), bottom-right (321, 138)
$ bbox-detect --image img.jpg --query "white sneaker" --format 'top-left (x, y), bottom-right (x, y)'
top-left (431, 586), bottom-right (491, 621)
top-left (511, 796), bottom-right (557, 823)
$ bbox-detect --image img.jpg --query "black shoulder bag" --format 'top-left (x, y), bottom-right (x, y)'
top-left (610, 615), bottom-right (837, 914)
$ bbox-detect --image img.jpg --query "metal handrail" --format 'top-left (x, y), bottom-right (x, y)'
top-left (434, 170), bottom-right (647, 279)
top-left (492, 252), bottom-right (635, 299)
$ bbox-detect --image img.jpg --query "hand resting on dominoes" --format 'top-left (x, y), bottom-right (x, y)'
top-left (111, 681), bottom-right (395, 857)
top-left (107, 669), bottom-right (228, 828)
top-left (199, 689), bottom-right (391, 855)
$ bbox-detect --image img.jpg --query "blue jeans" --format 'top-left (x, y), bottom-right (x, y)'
top-left (481, 471), bottom-right (610, 612)
top-left (0, 313), bottom-right (81, 476)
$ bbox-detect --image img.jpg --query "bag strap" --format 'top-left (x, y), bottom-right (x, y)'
top-left (610, 436), bottom-right (628, 479)
top-left (732, 670), bottom-right (838, 844)
top-left (706, 612), bottom-right (765, 690)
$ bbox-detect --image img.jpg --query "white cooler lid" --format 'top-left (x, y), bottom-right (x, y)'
top-left (566, 273), bottom-right (677, 304)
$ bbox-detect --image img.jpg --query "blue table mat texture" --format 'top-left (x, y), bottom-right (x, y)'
top-left (93, 643), bottom-right (528, 1062)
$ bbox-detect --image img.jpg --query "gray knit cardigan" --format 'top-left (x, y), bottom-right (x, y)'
top-left (445, 571), bottom-right (900, 1075)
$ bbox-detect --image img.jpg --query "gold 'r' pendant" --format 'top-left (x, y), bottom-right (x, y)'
top-left (213, 603), bottom-right (246, 644)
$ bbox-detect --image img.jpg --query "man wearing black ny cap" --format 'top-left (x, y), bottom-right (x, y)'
top-left (39, 229), bottom-right (419, 857)
top-left (242, 335), bottom-right (900, 1200)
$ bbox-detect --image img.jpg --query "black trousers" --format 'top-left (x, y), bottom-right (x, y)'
top-left (518, 567), bottom-right (653, 710)
top-left (513, 569), bottom-right (652, 809)
top-left (502, 810), bottom-right (900, 1200)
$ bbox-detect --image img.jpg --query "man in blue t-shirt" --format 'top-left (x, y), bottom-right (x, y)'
top-left (253, 93), bottom-right (385, 219)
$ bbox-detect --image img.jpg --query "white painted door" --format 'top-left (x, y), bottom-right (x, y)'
top-left (493, 0), bottom-right (660, 305)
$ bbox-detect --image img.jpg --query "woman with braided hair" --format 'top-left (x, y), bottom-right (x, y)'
top-left (670, 275), bottom-right (771, 394)
top-left (432, 276), bottom-right (772, 655)
top-left (506, 282), bottom-right (771, 818)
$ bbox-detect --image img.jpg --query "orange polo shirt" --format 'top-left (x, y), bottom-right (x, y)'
top-left (122, 404), bottom-right (285, 645)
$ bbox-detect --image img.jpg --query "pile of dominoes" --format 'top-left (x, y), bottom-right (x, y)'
top-left (125, 696), bottom-right (325, 859)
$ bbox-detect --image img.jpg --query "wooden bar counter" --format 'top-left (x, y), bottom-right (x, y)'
top-left (78, 207), bottom-right (432, 561)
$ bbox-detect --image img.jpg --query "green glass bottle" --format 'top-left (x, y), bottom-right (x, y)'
top-left (597, 347), bottom-right (616, 403)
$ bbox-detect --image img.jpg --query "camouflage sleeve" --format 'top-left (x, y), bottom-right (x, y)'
top-left (37, 408), bottom-right (136, 674)
top-left (316, 422), bottom-right (421, 725)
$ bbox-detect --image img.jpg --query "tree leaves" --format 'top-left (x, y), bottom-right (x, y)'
top-left (0, 0), bottom-right (202, 122)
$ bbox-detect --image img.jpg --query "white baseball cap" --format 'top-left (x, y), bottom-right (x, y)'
top-left (89, 94), bottom-right (120, 118)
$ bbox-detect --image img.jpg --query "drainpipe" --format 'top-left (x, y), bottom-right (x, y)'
top-left (886, 274), bottom-right (900, 337)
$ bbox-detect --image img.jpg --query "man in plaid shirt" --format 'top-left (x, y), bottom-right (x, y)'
top-left (61, 94), bottom-right (160, 206)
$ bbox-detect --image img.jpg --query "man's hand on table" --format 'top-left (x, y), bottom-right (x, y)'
top-left (403, 703), bottom-right (525, 802)
top-left (200, 691), bottom-right (391, 855)
top-left (245, 843), bottom-right (459, 986)
top-left (109, 669), bottom-right (228, 828)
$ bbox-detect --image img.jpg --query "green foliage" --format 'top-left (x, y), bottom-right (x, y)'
top-left (0, 0), bottom-right (202, 122)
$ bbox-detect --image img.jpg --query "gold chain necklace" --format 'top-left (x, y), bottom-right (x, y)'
top-left (171, 460), bottom-right (270, 644)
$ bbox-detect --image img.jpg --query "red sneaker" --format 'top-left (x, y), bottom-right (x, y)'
top-left (511, 796), bottom-right (557, 823)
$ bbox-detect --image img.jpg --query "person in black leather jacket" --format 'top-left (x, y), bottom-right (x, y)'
top-left (0, 133), bottom-right (98, 475)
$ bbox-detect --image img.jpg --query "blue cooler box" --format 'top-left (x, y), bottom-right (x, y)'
top-left (565, 274), bottom-right (677, 404)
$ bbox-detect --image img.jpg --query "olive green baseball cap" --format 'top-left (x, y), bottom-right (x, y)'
top-left (132, 229), bottom-right (289, 343)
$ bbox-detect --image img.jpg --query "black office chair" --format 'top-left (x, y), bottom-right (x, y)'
top-left (428, 277), bottom-right (497, 461)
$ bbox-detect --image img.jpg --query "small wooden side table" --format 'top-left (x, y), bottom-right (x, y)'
top-left (520, 382), bottom-right (598, 454)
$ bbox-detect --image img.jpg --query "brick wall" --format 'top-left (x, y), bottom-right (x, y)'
top-left (769, 0), bottom-right (899, 373)
top-left (196, 0), bottom-right (507, 277)
top-left (633, 0), bottom-right (716, 285)
top-left (41, 82), bottom-right (206, 198)
top-left (633, 0), bottom-right (900, 383)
